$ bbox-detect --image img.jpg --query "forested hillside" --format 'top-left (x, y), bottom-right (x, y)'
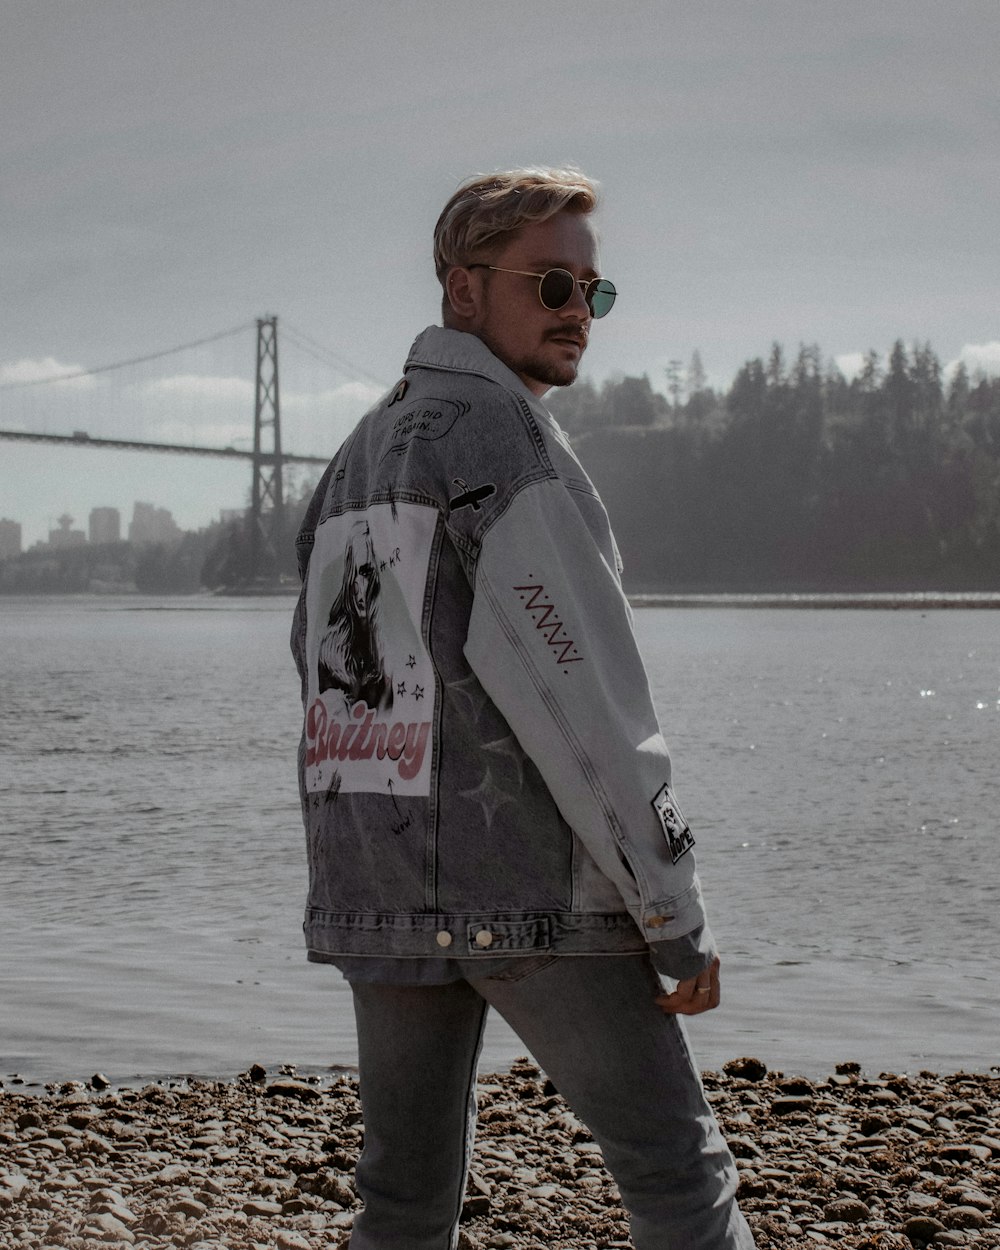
top-left (4, 339), bottom-right (997, 594)
top-left (550, 341), bottom-right (1000, 591)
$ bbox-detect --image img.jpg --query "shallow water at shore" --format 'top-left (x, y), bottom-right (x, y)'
top-left (1, 595), bottom-right (998, 1084)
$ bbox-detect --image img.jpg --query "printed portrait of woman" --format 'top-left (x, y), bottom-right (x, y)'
top-left (317, 521), bottom-right (394, 711)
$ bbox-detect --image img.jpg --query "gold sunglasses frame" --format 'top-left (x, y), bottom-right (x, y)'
top-left (467, 265), bottom-right (617, 318)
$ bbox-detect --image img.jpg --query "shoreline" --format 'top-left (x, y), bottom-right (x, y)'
top-left (629, 591), bottom-right (1000, 609)
top-left (4, 589), bottom-right (1000, 608)
top-left (2, 1061), bottom-right (998, 1249)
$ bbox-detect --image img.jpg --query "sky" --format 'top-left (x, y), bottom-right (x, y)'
top-left (2, 0), bottom-right (999, 548)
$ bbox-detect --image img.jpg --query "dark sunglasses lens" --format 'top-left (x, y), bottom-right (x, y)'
top-left (588, 279), bottom-right (616, 319)
top-left (538, 269), bottom-right (576, 310)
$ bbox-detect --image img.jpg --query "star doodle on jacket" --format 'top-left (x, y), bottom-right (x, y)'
top-left (457, 763), bottom-right (519, 830)
top-left (446, 672), bottom-right (493, 725)
top-left (482, 734), bottom-right (527, 791)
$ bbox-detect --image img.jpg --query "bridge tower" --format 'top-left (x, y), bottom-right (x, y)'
top-left (249, 314), bottom-right (285, 583)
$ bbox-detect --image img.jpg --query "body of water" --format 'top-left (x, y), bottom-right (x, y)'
top-left (1, 595), bottom-right (997, 1084)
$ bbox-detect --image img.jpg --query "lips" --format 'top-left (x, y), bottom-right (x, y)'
top-left (548, 333), bottom-right (587, 351)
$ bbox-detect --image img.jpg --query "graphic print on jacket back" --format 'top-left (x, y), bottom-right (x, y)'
top-left (303, 502), bottom-right (437, 797)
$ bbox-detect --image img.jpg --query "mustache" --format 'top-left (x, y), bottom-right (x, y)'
top-left (546, 326), bottom-right (589, 346)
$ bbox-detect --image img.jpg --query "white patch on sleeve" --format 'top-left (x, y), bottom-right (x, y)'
top-left (651, 783), bottom-right (695, 864)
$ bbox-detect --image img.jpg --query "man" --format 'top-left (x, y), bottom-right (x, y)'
top-left (291, 168), bottom-right (756, 1249)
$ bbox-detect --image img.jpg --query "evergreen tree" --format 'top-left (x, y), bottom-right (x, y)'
top-left (664, 360), bottom-right (685, 413)
top-left (687, 350), bottom-right (707, 395)
top-left (603, 374), bottom-right (665, 427)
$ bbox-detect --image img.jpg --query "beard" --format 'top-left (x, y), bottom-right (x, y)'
top-left (512, 331), bottom-right (588, 392)
top-left (519, 354), bottom-right (580, 390)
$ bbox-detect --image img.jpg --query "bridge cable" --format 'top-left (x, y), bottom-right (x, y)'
top-left (281, 320), bottom-right (391, 392)
top-left (0, 321), bottom-right (257, 391)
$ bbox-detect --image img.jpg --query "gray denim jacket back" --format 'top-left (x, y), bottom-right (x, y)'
top-left (291, 327), bottom-right (707, 969)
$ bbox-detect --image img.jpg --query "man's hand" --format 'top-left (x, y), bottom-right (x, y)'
top-left (654, 955), bottom-right (721, 1016)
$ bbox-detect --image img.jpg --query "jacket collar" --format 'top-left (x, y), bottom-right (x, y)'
top-left (405, 326), bottom-right (542, 406)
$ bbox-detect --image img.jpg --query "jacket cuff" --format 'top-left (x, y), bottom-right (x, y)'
top-left (647, 922), bottom-right (718, 983)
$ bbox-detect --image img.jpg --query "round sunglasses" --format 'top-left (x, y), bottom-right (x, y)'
top-left (468, 264), bottom-right (617, 319)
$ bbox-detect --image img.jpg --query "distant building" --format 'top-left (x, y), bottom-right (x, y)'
top-left (0, 518), bottom-right (22, 559)
top-left (48, 514), bottom-right (86, 549)
top-left (129, 502), bottom-right (181, 546)
top-left (89, 507), bottom-right (121, 545)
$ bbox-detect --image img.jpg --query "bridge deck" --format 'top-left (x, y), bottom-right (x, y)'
top-left (0, 428), bottom-right (328, 464)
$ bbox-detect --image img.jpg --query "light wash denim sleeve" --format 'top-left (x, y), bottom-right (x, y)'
top-left (464, 476), bottom-right (708, 952)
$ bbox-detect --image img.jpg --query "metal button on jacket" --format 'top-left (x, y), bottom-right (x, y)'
top-left (474, 929), bottom-right (494, 948)
top-left (436, 930), bottom-right (453, 948)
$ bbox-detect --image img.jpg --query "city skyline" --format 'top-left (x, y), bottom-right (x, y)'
top-left (0, 498), bottom-right (225, 557)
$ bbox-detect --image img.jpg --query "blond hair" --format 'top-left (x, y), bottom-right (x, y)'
top-left (433, 167), bottom-right (599, 283)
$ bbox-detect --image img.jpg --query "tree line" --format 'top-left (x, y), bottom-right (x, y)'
top-left (549, 341), bottom-right (1000, 590)
top-left (4, 338), bottom-right (998, 593)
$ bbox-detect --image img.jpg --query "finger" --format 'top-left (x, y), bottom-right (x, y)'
top-left (699, 957), bottom-right (721, 1010)
top-left (654, 985), bottom-right (712, 1015)
top-left (655, 995), bottom-right (692, 1015)
top-left (684, 957), bottom-right (719, 1003)
top-left (689, 981), bottom-right (719, 1012)
top-left (655, 991), bottom-right (713, 1016)
top-left (702, 956), bottom-right (721, 1006)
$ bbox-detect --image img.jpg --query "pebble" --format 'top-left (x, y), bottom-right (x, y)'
top-left (823, 1198), bottom-right (870, 1223)
top-left (1, 1062), bottom-right (998, 1248)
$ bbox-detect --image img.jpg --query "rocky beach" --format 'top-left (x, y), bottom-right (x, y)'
top-left (1, 1058), bottom-right (998, 1249)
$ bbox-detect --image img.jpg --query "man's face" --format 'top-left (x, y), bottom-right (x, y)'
top-left (469, 210), bottom-right (601, 396)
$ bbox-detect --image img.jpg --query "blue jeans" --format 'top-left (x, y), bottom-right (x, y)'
top-left (348, 954), bottom-right (756, 1249)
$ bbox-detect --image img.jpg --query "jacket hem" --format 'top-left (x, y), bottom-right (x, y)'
top-left (304, 908), bottom-right (648, 959)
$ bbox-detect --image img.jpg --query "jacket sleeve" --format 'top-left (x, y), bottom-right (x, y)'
top-left (462, 473), bottom-right (711, 967)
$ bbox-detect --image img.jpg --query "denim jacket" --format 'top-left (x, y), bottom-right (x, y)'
top-left (291, 327), bottom-right (711, 980)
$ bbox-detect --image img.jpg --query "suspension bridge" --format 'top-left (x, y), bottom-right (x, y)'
top-left (0, 317), bottom-right (384, 586)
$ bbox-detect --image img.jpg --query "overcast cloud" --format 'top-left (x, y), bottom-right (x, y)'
top-left (2, 0), bottom-right (998, 545)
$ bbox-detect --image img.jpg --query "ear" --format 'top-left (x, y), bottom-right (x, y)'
top-left (443, 265), bottom-right (481, 324)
